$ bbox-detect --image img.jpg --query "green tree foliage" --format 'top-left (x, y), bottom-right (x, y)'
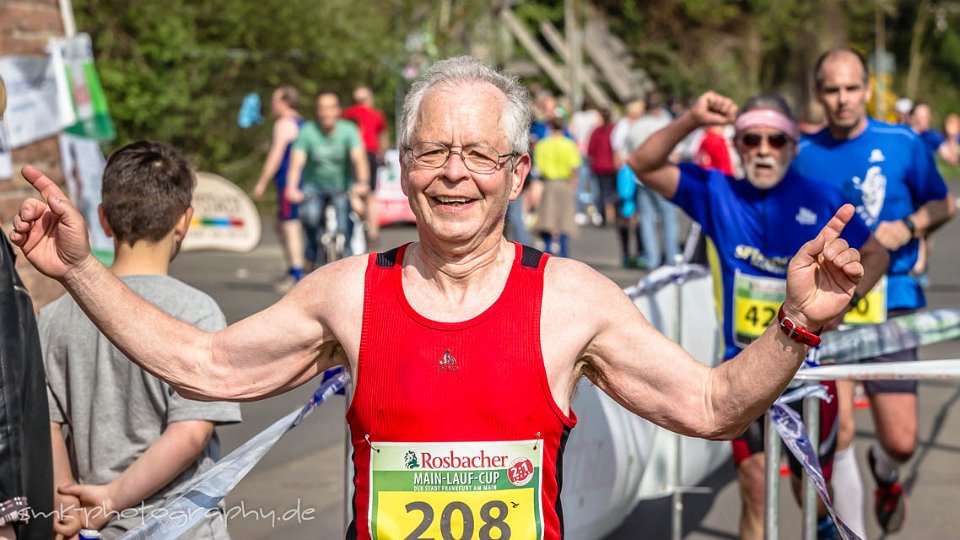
top-left (73, 0), bottom-right (404, 186)
top-left (525, 1), bottom-right (960, 125)
top-left (73, 0), bottom-right (960, 181)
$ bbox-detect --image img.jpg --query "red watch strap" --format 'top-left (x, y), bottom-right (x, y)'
top-left (777, 306), bottom-right (821, 347)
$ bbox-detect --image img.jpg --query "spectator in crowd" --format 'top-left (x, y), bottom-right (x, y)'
top-left (343, 85), bottom-right (389, 248)
top-left (42, 141), bottom-right (241, 538)
top-left (569, 102), bottom-right (602, 226)
top-left (625, 92), bottom-right (679, 268)
top-left (251, 86), bottom-right (306, 293)
top-left (534, 117), bottom-right (581, 257)
top-left (588, 108), bottom-right (618, 225)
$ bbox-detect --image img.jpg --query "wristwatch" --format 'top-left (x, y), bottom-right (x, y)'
top-left (901, 216), bottom-right (916, 238)
top-left (777, 305), bottom-right (821, 347)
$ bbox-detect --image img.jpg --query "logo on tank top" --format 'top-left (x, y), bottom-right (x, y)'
top-left (438, 349), bottom-right (458, 371)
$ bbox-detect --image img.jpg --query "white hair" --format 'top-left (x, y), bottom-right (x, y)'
top-left (399, 56), bottom-right (532, 154)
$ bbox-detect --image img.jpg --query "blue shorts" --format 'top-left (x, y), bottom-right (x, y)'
top-left (276, 182), bottom-right (300, 221)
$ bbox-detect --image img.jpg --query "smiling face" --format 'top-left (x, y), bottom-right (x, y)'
top-left (735, 125), bottom-right (796, 190)
top-left (815, 52), bottom-right (871, 139)
top-left (400, 82), bottom-right (530, 250)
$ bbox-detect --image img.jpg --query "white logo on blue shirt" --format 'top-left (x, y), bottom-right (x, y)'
top-left (852, 166), bottom-right (887, 226)
top-left (795, 207), bottom-right (817, 225)
top-left (868, 149), bottom-right (885, 163)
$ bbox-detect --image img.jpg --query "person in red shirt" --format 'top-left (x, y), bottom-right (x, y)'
top-left (587, 108), bottom-right (617, 224)
top-left (343, 86), bottom-right (388, 246)
top-left (695, 125), bottom-right (734, 175)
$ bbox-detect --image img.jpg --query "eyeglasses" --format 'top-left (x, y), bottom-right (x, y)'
top-left (404, 141), bottom-right (518, 173)
top-left (739, 132), bottom-right (790, 150)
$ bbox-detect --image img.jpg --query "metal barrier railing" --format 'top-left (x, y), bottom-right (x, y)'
top-left (764, 359), bottom-right (960, 540)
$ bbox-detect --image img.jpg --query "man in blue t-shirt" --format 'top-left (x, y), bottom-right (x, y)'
top-left (629, 90), bottom-right (889, 540)
top-left (791, 48), bottom-right (956, 536)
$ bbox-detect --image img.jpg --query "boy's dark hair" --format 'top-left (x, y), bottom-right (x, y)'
top-left (101, 140), bottom-right (195, 245)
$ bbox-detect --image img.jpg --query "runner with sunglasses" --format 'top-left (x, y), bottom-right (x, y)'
top-left (628, 90), bottom-right (890, 540)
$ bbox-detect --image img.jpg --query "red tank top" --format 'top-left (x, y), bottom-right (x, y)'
top-left (346, 242), bottom-right (577, 539)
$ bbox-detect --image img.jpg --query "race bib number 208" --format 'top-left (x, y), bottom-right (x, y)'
top-left (370, 440), bottom-right (544, 539)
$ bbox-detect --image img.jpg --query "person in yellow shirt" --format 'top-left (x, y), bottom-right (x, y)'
top-left (533, 117), bottom-right (581, 256)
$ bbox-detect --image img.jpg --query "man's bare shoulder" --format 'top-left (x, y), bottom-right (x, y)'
top-left (286, 253), bottom-right (369, 310)
top-left (274, 116), bottom-right (301, 139)
top-left (543, 256), bottom-right (623, 297)
top-left (542, 257), bottom-right (638, 324)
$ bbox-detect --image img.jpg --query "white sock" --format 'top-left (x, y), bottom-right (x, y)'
top-left (832, 445), bottom-right (866, 538)
top-left (871, 442), bottom-right (900, 483)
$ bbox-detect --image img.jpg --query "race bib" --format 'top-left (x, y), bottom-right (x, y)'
top-left (370, 440), bottom-right (543, 539)
top-left (734, 272), bottom-right (785, 348)
top-left (842, 276), bottom-right (887, 325)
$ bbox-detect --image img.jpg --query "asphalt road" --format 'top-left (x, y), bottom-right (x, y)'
top-left (168, 212), bottom-right (960, 539)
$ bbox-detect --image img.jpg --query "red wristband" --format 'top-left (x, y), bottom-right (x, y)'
top-left (777, 305), bottom-right (821, 347)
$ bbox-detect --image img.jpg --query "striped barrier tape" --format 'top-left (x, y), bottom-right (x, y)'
top-left (623, 264), bottom-right (710, 299)
top-left (117, 368), bottom-right (349, 540)
top-left (816, 308), bottom-right (960, 365)
top-left (795, 358), bottom-right (960, 381)
top-left (770, 393), bottom-right (860, 540)
top-left (775, 356), bottom-right (960, 539)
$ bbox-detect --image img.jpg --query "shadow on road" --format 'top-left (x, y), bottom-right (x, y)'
top-left (604, 456), bottom-right (739, 540)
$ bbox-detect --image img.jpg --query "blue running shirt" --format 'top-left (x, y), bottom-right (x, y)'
top-left (673, 163), bottom-right (871, 360)
top-left (792, 120), bottom-right (948, 311)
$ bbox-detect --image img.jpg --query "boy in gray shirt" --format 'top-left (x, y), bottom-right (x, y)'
top-left (40, 141), bottom-right (241, 539)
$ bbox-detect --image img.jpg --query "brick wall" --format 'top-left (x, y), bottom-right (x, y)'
top-left (1, 0), bottom-right (68, 307)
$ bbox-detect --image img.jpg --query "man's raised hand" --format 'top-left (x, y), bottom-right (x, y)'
top-left (690, 91), bottom-right (738, 127)
top-left (784, 204), bottom-right (864, 330)
top-left (8, 165), bottom-right (94, 280)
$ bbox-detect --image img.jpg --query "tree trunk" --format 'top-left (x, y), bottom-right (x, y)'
top-left (905, 0), bottom-right (931, 99)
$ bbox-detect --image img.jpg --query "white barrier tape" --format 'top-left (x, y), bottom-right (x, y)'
top-left (624, 264), bottom-right (710, 299)
top-left (118, 369), bottom-right (349, 540)
top-left (793, 359), bottom-right (960, 382)
top-left (817, 308), bottom-right (960, 364)
top-left (776, 384), bottom-right (830, 405)
top-left (769, 403), bottom-right (861, 540)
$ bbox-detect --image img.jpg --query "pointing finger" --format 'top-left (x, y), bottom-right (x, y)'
top-left (21, 165), bottom-right (69, 206)
top-left (818, 204), bottom-right (855, 246)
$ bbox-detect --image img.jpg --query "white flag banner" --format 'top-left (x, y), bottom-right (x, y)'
top-left (0, 55), bottom-right (74, 148)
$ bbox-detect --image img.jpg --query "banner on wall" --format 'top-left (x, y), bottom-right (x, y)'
top-left (0, 55), bottom-right (74, 148)
top-left (49, 33), bottom-right (116, 141)
top-left (182, 172), bottom-right (262, 253)
top-left (59, 134), bottom-right (113, 263)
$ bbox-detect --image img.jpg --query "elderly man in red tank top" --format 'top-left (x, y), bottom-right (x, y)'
top-left (11, 57), bottom-right (864, 540)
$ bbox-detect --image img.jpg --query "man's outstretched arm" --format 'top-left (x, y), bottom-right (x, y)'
top-left (573, 205), bottom-right (863, 439)
top-left (10, 166), bottom-right (355, 402)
